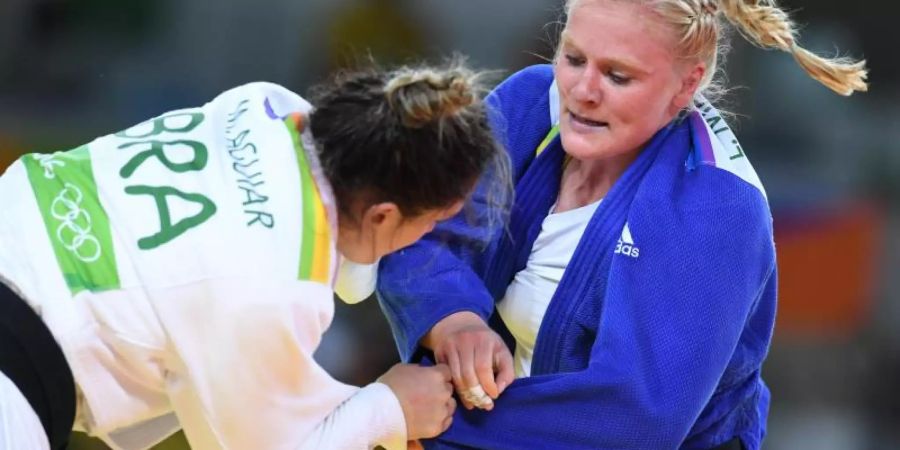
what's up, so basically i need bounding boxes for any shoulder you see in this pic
[486,65,558,166]
[208,82,313,118]
[686,104,766,200]
[682,166,772,241]
[493,64,555,98]
[650,101,771,232]
[626,155,774,299]
[682,106,770,226]
[636,114,774,261]
[674,158,775,272]
[488,65,554,123]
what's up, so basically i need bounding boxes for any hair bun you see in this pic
[384,63,481,128]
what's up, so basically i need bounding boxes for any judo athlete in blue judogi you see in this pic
[375,0,868,448]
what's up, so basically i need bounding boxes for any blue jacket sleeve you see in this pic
[376,65,555,361]
[377,231,496,362]
[427,177,777,449]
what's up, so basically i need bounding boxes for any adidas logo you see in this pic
[614,223,640,258]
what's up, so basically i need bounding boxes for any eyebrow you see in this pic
[560,32,651,76]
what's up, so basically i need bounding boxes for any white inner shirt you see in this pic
[496,199,601,378]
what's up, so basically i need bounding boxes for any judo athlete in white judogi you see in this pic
[0,62,503,450]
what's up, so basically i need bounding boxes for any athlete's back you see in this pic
[0,82,348,447]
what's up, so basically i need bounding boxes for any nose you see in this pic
[570,67,603,105]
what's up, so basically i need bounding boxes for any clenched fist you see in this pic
[379,363,456,440]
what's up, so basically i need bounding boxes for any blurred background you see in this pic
[0,0,896,448]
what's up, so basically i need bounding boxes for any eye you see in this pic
[564,54,586,67]
[607,71,631,85]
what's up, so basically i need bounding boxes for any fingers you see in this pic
[459,384,494,411]
[458,343,482,403]
[463,338,505,411]
[434,363,452,383]
[493,344,515,395]
[385,363,459,440]
[433,396,455,435]
[476,343,499,399]
[441,342,477,410]
[442,345,467,403]
[422,364,453,401]
[436,365,453,398]
[433,345,447,365]
[432,324,514,412]
[434,383,455,436]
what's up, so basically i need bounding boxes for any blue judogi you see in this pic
[378,65,777,450]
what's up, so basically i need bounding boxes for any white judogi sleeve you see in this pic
[151,277,407,450]
[334,258,379,304]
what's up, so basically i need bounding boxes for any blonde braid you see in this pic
[717,0,868,95]
[665,0,719,53]
[654,0,722,90]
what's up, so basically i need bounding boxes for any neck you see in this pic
[336,219,377,265]
[555,152,638,213]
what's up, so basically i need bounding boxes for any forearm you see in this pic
[300,383,407,450]
[428,369,697,450]
[425,266,773,449]
[378,243,494,361]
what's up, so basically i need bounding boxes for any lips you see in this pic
[569,109,608,128]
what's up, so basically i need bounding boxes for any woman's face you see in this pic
[337,199,465,264]
[555,0,703,162]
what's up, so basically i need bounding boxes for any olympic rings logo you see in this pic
[50,183,102,263]
[34,154,66,179]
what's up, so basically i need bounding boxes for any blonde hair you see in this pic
[564,0,868,97]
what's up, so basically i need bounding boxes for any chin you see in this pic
[344,253,378,265]
[336,244,377,265]
[560,129,609,160]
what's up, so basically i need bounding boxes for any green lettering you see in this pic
[246,211,274,228]
[729,141,746,160]
[706,115,729,135]
[227,101,249,124]
[232,160,262,180]
[227,130,251,151]
[228,142,257,162]
[116,112,205,139]
[125,185,217,249]
[240,186,269,206]
[119,140,208,178]
[238,178,264,188]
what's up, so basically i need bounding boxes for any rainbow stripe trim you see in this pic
[690,111,717,166]
[535,124,560,157]
[284,114,332,283]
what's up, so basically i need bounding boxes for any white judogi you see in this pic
[0,83,405,450]
[0,371,50,450]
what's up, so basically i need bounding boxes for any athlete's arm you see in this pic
[151,277,410,449]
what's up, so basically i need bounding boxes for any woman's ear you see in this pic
[361,202,402,230]
[338,201,403,265]
[670,62,706,114]
[357,202,403,263]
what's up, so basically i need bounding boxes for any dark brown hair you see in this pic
[309,60,507,221]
